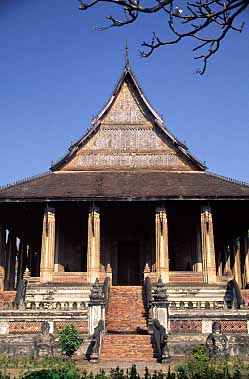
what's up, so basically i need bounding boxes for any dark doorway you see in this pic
[117,242,140,285]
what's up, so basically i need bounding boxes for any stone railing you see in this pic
[86,319,105,362]
[168,300,225,310]
[25,300,87,311]
[1,300,88,311]
[144,276,170,363]
[152,319,170,363]
[87,277,110,362]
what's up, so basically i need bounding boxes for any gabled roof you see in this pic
[51,62,206,172]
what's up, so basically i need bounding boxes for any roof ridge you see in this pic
[0,171,51,190]
[206,171,249,188]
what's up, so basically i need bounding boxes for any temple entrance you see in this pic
[117,241,140,285]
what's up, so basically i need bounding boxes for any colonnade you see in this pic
[216,233,249,289]
[155,205,216,284]
[0,227,36,291]
[38,204,220,286]
[1,204,249,289]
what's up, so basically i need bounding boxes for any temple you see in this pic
[0,57,248,360]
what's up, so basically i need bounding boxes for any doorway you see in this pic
[117,241,140,285]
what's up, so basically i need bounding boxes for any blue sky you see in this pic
[0,1,248,186]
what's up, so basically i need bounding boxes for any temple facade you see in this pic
[0,59,249,360]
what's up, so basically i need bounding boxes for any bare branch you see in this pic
[78,0,249,74]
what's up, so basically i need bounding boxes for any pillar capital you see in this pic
[155,205,167,214]
[45,207,55,218]
[235,237,240,249]
[88,205,100,214]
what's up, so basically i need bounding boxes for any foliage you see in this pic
[78,0,248,74]
[175,345,246,379]
[0,374,10,379]
[58,324,81,357]
[191,344,209,363]
[0,354,77,372]
[0,355,247,379]
[21,369,80,379]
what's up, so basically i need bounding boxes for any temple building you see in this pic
[0,56,248,360]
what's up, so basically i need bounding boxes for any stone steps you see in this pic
[101,335,155,361]
[107,286,147,332]
[102,286,155,361]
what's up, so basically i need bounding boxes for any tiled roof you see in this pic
[0,171,249,201]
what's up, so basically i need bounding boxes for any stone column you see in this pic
[40,207,56,283]
[244,231,249,287]
[216,250,223,277]
[155,206,169,283]
[6,233,17,290]
[224,245,231,275]
[232,238,242,288]
[87,206,100,284]
[0,227,6,291]
[54,216,64,273]
[16,240,25,288]
[111,241,118,285]
[200,205,216,284]
[194,223,203,273]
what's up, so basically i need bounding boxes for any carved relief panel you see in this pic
[61,79,193,171]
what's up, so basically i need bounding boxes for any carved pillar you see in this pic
[155,206,169,283]
[232,238,242,288]
[87,206,100,283]
[54,216,64,272]
[224,245,231,275]
[40,207,56,283]
[195,223,203,272]
[16,240,25,288]
[243,231,249,288]
[216,250,223,277]
[200,205,216,284]
[111,241,118,285]
[6,233,17,290]
[0,227,6,291]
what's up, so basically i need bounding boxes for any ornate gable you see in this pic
[53,65,205,172]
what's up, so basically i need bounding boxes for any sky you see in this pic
[0,1,248,186]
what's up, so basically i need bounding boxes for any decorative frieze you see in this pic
[74,152,184,170]
[61,81,193,171]
[85,127,169,150]
[170,320,202,333]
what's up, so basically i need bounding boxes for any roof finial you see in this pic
[125,40,129,67]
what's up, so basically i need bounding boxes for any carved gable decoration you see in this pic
[57,69,203,172]
[102,80,152,125]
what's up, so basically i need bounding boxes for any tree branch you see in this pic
[79,0,249,74]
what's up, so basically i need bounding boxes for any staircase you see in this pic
[101,286,156,362]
